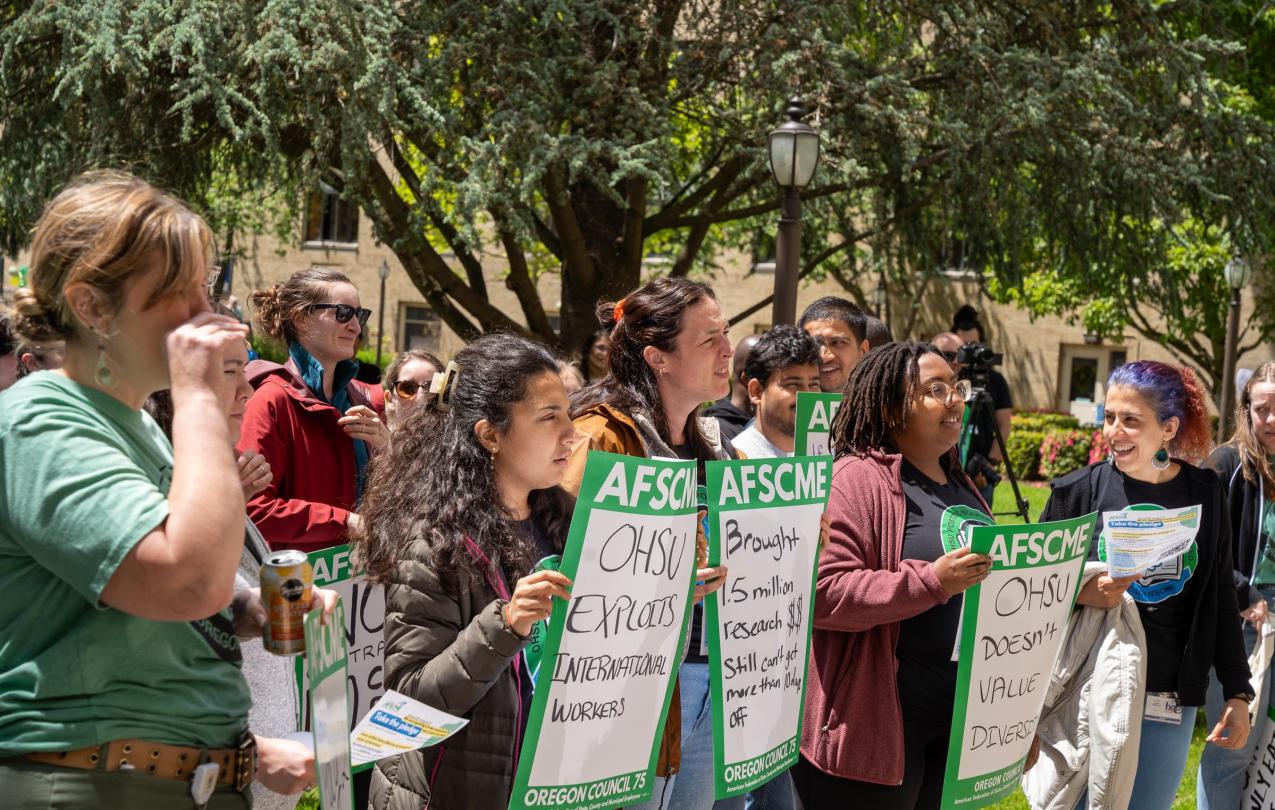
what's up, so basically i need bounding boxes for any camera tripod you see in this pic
[962,383,1032,523]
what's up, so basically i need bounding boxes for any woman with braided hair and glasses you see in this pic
[355,333,576,810]
[236,267,389,552]
[795,341,994,810]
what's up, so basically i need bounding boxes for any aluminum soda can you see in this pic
[260,550,313,656]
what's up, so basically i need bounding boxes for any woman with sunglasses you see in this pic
[795,341,994,810]
[382,348,443,431]
[238,267,389,552]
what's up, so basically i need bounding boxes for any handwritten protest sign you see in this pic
[1245,703,1275,808]
[349,689,467,767]
[941,513,1096,810]
[510,452,699,810]
[1101,505,1201,578]
[305,601,353,810]
[705,456,832,799]
[793,392,841,456]
[294,545,386,774]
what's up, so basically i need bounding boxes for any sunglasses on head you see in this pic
[940,350,959,362]
[309,303,372,327]
[392,379,431,399]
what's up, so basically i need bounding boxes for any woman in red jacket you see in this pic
[795,341,993,810]
[237,267,388,551]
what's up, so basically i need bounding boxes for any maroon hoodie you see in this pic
[801,450,983,786]
[236,358,384,551]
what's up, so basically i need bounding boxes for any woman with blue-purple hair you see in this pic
[1039,360,1251,810]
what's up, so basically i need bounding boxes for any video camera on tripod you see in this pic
[954,342,1029,521]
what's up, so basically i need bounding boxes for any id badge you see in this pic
[1145,692,1183,724]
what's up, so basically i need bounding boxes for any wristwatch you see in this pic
[1230,691,1257,703]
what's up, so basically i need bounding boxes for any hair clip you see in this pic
[428,361,462,408]
[612,298,626,324]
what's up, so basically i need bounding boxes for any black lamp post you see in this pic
[375,258,391,368]
[767,96,820,326]
[1217,256,1253,442]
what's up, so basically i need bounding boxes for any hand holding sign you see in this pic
[934,547,993,595]
[506,570,573,637]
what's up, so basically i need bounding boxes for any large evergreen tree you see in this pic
[2,1,1272,389]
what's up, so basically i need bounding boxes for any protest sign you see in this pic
[1245,703,1275,809]
[941,513,1097,810]
[305,601,354,810]
[294,544,386,775]
[793,392,842,456]
[1101,505,1202,578]
[510,451,699,810]
[705,455,833,799]
[349,689,467,767]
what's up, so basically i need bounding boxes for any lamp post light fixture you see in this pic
[375,258,391,369]
[1217,256,1253,443]
[768,96,820,326]
[872,285,887,320]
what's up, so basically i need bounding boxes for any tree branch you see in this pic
[497,221,557,342]
[727,232,872,326]
[543,162,596,289]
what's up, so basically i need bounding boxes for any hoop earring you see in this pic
[1152,443,1170,471]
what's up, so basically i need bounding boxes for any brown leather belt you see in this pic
[24,731,256,791]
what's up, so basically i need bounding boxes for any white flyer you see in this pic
[349,689,468,766]
[1102,505,1202,578]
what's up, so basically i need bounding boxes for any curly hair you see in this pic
[1107,360,1212,463]
[830,341,944,457]
[744,325,820,387]
[356,333,573,586]
[571,277,719,460]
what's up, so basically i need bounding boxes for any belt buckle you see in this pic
[235,731,257,792]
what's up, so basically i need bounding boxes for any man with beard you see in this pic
[799,297,870,395]
[733,325,822,459]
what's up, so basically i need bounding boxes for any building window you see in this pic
[400,304,441,352]
[304,182,359,246]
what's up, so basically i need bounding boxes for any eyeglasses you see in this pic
[309,303,372,327]
[921,379,972,406]
[392,379,429,400]
[939,351,959,363]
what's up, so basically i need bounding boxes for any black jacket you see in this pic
[1040,460,1252,706]
[1207,444,1267,611]
[703,397,751,443]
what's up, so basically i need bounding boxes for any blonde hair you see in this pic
[250,266,353,344]
[1229,361,1275,497]
[12,171,212,343]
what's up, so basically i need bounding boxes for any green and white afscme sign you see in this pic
[940,513,1097,809]
[793,392,841,456]
[305,600,354,810]
[705,456,832,799]
[509,452,699,810]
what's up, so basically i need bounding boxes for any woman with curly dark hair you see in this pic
[356,333,576,810]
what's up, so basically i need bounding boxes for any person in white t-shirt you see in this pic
[733,325,822,460]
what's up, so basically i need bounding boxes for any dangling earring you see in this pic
[1152,442,1170,471]
[93,331,113,388]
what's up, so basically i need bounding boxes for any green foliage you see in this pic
[249,335,288,365]
[1011,412,1081,433]
[1039,430,1094,480]
[2,0,1274,358]
[1005,429,1046,481]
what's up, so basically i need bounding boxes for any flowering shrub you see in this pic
[1039,430,1094,480]
[1005,430,1045,480]
[1088,430,1110,465]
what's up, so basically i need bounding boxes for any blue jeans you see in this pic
[628,662,745,810]
[1128,703,1199,810]
[1198,588,1274,810]
[744,771,795,810]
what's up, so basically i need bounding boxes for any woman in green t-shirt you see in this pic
[0,172,286,809]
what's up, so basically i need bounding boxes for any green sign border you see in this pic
[305,600,354,810]
[704,456,832,799]
[939,513,1096,810]
[793,392,842,457]
[508,451,699,810]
